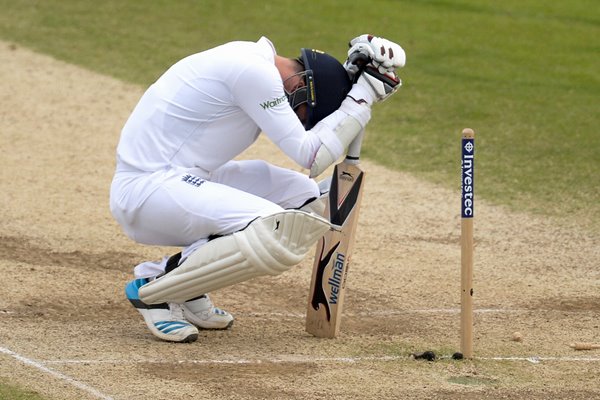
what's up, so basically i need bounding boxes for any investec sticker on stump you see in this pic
[461,138,474,218]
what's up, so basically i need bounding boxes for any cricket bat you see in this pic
[306,133,366,338]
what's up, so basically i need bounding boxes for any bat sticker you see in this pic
[310,241,340,321]
[329,168,364,226]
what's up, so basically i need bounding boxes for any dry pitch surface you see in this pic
[1,41,599,400]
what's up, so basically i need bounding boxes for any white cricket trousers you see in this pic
[110,160,319,277]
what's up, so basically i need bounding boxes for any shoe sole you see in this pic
[180,334,199,343]
[196,319,234,331]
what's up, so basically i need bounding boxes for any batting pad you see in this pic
[300,177,332,217]
[139,210,331,304]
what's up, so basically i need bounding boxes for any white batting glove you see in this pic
[348,66,402,104]
[346,34,406,75]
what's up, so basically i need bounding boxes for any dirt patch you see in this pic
[1,41,600,400]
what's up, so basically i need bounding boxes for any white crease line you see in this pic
[237,308,598,318]
[482,356,600,363]
[2,309,593,320]
[237,308,525,318]
[43,355,404,365]
[0,346,114,400]
[43,354,600,366]
[361,308,523,315]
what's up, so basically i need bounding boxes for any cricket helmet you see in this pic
[286,48,352,130]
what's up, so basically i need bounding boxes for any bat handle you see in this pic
[345,129,364,165]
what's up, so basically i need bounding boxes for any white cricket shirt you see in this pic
[116,37,321,175]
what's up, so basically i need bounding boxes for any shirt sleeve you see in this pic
[231,62,322,169]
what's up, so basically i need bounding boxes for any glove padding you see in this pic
[352,66,402,103]
[346,34,406,76]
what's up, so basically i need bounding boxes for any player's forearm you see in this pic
[308,95,371,178]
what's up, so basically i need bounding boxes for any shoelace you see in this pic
[167,302,186,321]
[184,297,221,320]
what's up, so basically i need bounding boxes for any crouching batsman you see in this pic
[109,34,406,342]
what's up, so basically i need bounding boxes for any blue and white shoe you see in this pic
[125,279,199,343]
[182,295,234,330]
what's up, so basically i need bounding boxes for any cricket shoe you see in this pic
[182,294,234,330]
[125,278,199,343]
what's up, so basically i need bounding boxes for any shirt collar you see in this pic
[257,36,276,63]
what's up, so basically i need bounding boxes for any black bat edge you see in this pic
[329,166,364,226]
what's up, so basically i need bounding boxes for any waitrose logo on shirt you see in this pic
[260,94,287,110]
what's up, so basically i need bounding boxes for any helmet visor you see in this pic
[284,69,315,116]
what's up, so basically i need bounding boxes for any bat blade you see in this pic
[305,161,365,338]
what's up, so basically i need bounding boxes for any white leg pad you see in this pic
[139,210,331,304]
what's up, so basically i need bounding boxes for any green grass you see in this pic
[0,379,46,400]
[1,0,598,229]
